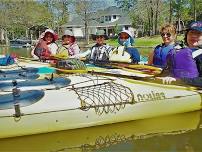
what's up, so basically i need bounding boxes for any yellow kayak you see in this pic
[0,74,202,139]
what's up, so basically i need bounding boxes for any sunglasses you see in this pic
[161,33,171,37]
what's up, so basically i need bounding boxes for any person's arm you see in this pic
[127,47,140,63]
[31,40,40,59]
[148,51,154,65]
[73,43,80,55]
[69,49,91,60]
[49,43,58,55]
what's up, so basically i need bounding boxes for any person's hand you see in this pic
[157,76,176,84]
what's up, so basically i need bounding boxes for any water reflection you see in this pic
[0,110,201,152]
[0,46,32,58]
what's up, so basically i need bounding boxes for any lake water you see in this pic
[0,46,202,151]
[0,46,151,58]
[0,46,32,58]
[0,110,201,151]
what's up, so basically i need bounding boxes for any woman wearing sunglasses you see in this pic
[148,24,177,67]
[160,21,202,87]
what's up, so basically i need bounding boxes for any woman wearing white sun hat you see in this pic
[57,30,80,59]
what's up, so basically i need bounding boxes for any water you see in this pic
[0,46,151,58]
[0,46,32,58]
[0,110,201,151]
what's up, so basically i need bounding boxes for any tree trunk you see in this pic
[193,0,196,21]
[169,0,172,23]
[5,30,9,45]
[155,0,159,35]
[150,0,154,35]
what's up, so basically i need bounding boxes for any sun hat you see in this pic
[43,29,58,42]
[63,30,74,37]
[118,30,134,38]
[118,30,134,44]
[92,30,108,40]
[187,21,202,32]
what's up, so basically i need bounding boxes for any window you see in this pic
[105,16,108,21]
[113,15,116,19]
[109,16,111,21]
[100,16,104,23]
[105,16,111,22]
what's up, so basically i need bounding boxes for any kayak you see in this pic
[0,73,39,81]
[0,74,202,138]
[0,110,201,151]
[0,77,71,91]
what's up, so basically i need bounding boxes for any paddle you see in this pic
[92,61,162,76]
[17,57,202,90]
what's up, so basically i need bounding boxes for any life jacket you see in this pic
[0,55,15,66]
[90,44,112,63]
[109,46,140,63]
[167,47,199,79]
[153,44,174,68]
[34,39,51,60]
[56,45,69,59]
[192,48,202,76]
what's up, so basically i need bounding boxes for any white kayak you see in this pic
[0,110,201,151]
[0,74,202,139]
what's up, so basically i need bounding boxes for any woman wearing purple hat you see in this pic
[159,21,202,87]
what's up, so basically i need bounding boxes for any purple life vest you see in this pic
[167,47,199,78]
[153,44,174,67]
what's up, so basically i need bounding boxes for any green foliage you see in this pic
[0,0,72,40]
[115,0,137,11]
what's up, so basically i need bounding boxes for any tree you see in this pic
[41,0,71,32]
[115,0,137,12]
[130,0,165,36]
[74,0,107,44]
[0,0,54,42]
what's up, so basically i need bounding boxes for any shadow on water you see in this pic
[0,110,202,152]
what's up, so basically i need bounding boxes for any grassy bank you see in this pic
[106,35,184,56]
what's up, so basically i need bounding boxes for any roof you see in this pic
[61,6,131,28]
[98,16,132,27]
[61,17,99,28]
[96,6,124,16]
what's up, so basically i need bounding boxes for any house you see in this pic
[60,6,135,38]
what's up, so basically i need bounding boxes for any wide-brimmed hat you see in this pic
[63,30,74,37]
[92,30,108,40]
[187,21,202,32]
[43,29,58,42]
[118,30,134,44]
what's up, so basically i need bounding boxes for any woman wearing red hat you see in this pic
[31,29,58,60]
